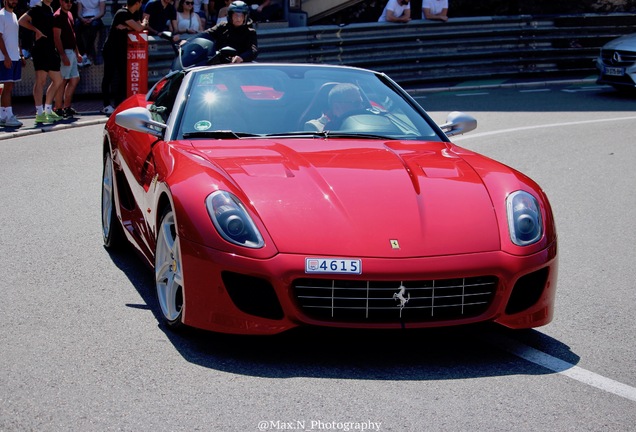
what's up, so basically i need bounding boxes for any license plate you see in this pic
[305,258,362,274]
[604,66,625,76]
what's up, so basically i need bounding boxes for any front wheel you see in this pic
[155,208,185,329]
[101,151,125,249]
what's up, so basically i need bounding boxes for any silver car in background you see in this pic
[596,33,636,92]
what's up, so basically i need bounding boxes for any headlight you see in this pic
[506,191,543,246]
[206,191,264,248]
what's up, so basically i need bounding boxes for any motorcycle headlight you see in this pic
[206,191,264,248]
[506,191,543,246]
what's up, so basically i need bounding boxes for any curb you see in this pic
[0,114,108,141]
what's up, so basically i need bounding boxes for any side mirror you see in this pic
[439,111,477,137]
[115,107,167,138]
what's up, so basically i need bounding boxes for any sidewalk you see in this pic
[0,95,108,141]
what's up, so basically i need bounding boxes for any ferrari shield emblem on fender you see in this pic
[390,239,400,249]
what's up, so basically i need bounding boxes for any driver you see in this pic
[305,83,365,132]
[199,0,257,63]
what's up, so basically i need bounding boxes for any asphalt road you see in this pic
[1,81,634,431]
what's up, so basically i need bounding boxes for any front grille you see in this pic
[293,276,497,323]
[601,49,636,67]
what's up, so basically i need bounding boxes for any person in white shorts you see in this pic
[53,0,82,117]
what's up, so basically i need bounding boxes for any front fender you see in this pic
[152,142,279,260]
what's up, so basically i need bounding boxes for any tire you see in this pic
[155,208,185,329]
[101,151,125,249]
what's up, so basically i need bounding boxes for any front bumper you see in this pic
[596,56,636,88]
[178,237,558,334]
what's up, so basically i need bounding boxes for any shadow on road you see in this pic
[106,244,580,381]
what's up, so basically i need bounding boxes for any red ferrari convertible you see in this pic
[101,63,557,334]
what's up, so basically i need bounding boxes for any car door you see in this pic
[117,72,186,257]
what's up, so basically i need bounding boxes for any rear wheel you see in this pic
[155,208,185,329]
[101,152,125,248]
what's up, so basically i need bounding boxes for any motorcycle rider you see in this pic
[199,1,257,63]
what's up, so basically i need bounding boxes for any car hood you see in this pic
[603,32,636,51]
[192,139,500,257]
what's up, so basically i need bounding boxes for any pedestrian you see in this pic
[246,0,281,23]
[142,0,176,36]
[53,0,82,117]
[0,0,25,127]
[190,0,207,25]
[76,0,106,66]
[101,0,148,114]
[422,0,448,22]
[215,0,230,24]
[378,0,411,23]
[171,0,203,40]
[18,0,64,123]
[15,0,31,58]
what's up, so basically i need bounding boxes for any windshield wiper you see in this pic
[264,131,393,140]
[264,131,329,138]
[182,130,260,139]
[321,132,394,140]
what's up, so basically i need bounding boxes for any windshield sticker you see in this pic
[194,120,212,131]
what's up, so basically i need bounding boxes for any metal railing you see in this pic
[150,13,636,87]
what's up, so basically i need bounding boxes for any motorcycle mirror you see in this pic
[219,46,238,57]
[158,31,173,41]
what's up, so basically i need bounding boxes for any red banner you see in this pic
[127,32,148,97]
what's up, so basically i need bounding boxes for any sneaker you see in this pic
[54,108,65,118]
[3,115,23,127]
[35,113,52,123]
[64,107,79,118]
[101,105,115,115]
[45,110,63,122]
[79,57,92,68]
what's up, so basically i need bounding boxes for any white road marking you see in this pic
[562,87,607,93]
[454,116,636,141]
[456,92,490,97]
[519,88,551,93]
[489,333,636,402]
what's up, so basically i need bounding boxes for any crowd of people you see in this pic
[0,0,449,128]
[0,0,266,127]
[378,0,448,23]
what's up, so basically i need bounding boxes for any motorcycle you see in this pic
[159,32,238,71]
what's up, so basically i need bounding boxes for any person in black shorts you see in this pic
[18,0,64,123]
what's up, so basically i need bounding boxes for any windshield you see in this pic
[176,65,443,141]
